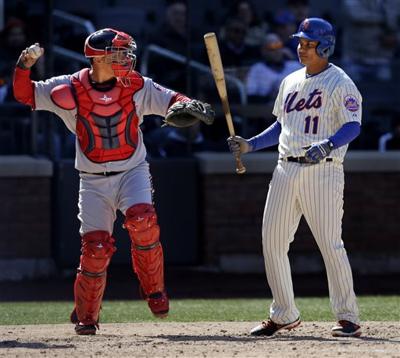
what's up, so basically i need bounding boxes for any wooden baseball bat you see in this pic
[204,32,246,174]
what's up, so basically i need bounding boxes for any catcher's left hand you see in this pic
[163,99,215,128]
[304,139,334,163]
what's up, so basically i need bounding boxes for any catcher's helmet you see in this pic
[84,28,137,82]
[291,18,335,58]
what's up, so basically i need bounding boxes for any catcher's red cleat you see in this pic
[147,291,169,318]
[250,317,301,336]
[331,320,361,337]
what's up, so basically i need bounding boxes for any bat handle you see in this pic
[234,154,246,174]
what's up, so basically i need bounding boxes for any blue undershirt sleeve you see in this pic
[248,121,281,152]
[329,121,361,149]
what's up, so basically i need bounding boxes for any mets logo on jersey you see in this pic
[344,95,359,112]
[284,89,322,113]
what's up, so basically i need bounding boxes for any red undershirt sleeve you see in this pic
[13,66,35,108]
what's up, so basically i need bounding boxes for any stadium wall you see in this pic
[1,152,399,280]
[196,152,400,274]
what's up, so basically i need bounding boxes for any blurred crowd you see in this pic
[1,0,400,159]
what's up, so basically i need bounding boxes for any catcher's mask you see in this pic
[84,28,137,86]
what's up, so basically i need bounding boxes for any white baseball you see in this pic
[27,44,42,59]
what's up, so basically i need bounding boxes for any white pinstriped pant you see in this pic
[262,160,359,324]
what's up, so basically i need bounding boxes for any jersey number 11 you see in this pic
[304,115,319,134]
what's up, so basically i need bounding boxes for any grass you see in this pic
[0,296,398,325]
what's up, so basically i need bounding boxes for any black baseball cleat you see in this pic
[250,317,301,336]
[70,308,98,335]
[331,320,361,337]
[74,323,97,335]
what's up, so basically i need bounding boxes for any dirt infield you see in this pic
[0,321,399,357]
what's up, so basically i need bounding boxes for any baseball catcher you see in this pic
[13,28,214,335]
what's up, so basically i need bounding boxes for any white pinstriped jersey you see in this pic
[33,71,177,172]
[273,64,362,161]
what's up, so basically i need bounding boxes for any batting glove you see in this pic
[227,136,252,155]
[304,139,334,163]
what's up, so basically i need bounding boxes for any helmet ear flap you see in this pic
[316,38,335,58]
[316,44,329,58]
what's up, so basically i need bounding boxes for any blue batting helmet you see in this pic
[291,17,335,58]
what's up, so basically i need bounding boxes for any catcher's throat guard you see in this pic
[84,28,137,86]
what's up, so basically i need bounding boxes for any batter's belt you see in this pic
[281,157,333,164]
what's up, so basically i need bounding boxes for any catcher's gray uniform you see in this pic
[33,71,177,234]
[13,28,214,330]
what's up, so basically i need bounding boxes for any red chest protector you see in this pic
[71,68,144,163]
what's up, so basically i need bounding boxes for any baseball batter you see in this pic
[228,18,362,337]
[13,29,214,335]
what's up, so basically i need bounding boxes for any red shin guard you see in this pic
[73,231,116,325]
[124,203,165,296]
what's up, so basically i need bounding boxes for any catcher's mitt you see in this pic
[163,100,214,128]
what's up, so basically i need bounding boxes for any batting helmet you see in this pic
[84,28,137,81]
[291,18,335,58]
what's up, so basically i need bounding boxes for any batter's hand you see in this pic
[227,136,252,155]
[304,139,333,163]
[17,43,44,70]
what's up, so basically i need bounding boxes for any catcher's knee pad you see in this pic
[73,230,116,325]
[124,203,165,296]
